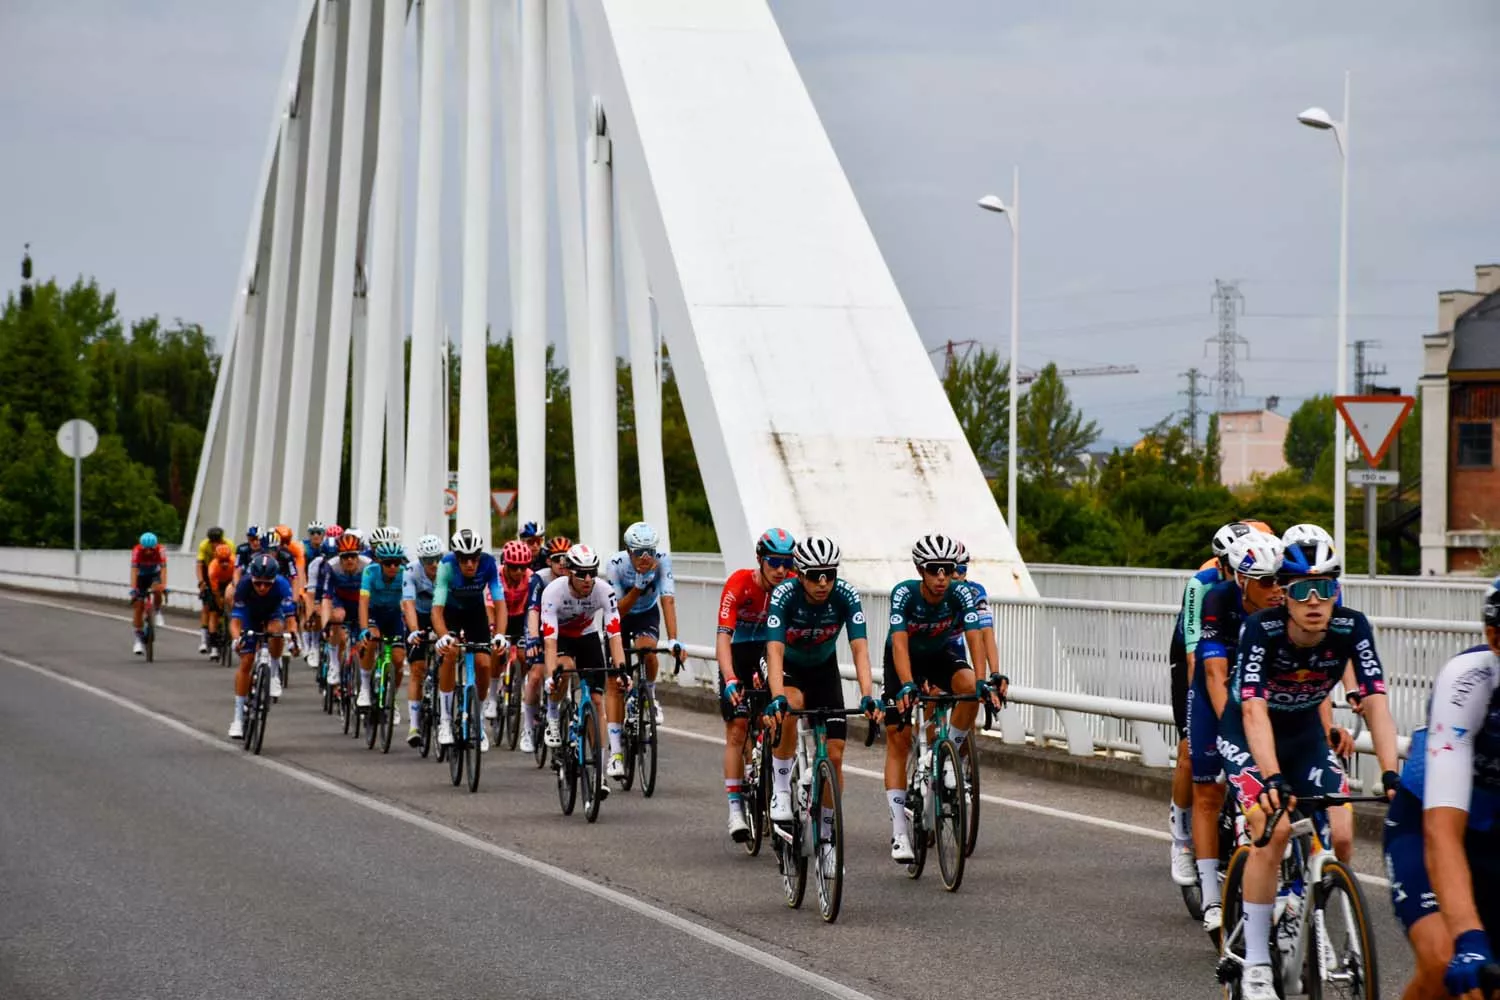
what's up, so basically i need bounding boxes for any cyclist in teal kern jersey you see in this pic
[763,536,879,827]
[883,533,995,862]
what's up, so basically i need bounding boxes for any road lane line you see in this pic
[0,590,1392,891]
[0,651,880,1000]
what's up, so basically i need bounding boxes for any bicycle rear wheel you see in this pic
[811,757,845,923]
[934,739,968,891]
[581,700,603,822]
[959,734,981,857]
[250,662,270,755]
[1216,845,1257,992]
[620,695,638,791]
[1305,859,1379,1000]
[464,685,482,793]
[905,751,927,880]
[145,621,155,663]
[557,702,578,815]
[505,657,523,751]
[777,758,807,909]
[639,697,659,798]
[743,727,768,857]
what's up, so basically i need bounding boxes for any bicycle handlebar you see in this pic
[626,643,686,675]
[1251,794,1391,848]
[776,706,881,748]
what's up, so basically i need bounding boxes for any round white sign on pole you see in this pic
[56,418,99,459]
[442,488,458,517]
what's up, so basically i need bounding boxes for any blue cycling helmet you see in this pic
[519,521,543,540]
[139,532,158,548]
[245,524,260,540]
[1279,538,1341,579]
[248,552,279,580]
[755,528,796,558]
[321,538,339,558]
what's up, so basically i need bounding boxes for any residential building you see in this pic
[1217,408,1290,486]
[1419,263,1500,575]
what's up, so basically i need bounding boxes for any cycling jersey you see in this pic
[954,579,994,629]
[231,575,293,628]
[1401,646,1500,831]
[1187,579,1251,782]
[765,578,867,669]
[131,544,167,577]
[1229,606,1387,722]
[406,560,436,618]
[306,555,327,595]
[500,567,531,619]
[207,560,234,594]
[1179,566,1224,655]
[886,578,981,655]
[285,539,307,582]
[539,576,621,640]
[360,562,413,612]
[196,538,215,574]
[318,556,369,606]
[432,553,503,610]
[718,568,777,644]
[526,567,555,613]
[234,541,265,569]
[604,550,676,614]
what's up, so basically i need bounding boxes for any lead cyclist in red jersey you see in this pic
[715,528,797,841]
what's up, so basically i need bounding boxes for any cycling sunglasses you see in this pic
[456,553,481,563]
[420,556,441,566]
[920,561,957,577]
[572,569,598,580]
[379,559,404,568]
[763,555,795,570]
[628,548,655,559]
[1285,577,1338,602]
[802,568,836,584]
[953,563,969,577]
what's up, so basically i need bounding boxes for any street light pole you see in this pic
[978,168,1021,545]
[1298,72,1352,560]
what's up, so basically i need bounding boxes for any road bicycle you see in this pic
[1217,793,1387,999]
[492,640,526,751]
[237,631,276,756]
[444,637,494,793]
[739,684,773,857]
[364,633,404,754]
[769,706,878,924]
[618,643,684,796]
[892,690,983,892]
[550,662,629,823]
[133,586,160,662]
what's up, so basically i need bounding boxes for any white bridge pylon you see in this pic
[183,0,1035,596]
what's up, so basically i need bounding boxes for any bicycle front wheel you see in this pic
[380,666,396,754]
[638,697,659,798]
[905,750,927,880]
[743,727,769,857]
[145,622,155,663]
[365,665,381,750]
[505,657,524,751]
[934,738,967,891]
[250,662,270,755]
[557,701,577,815]
[1306,859,1379,1000]
[581,700,603,822]
[959,734,981,857]
[464,685,482,793]
[812,757,845,923]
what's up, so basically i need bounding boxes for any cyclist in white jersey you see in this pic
[540,545,628,784]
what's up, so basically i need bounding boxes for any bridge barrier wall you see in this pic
[3,548,1477,791]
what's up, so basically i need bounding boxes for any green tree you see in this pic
[941,347,1010,477]
[1016,363,1100,492]
[1203,413,1222,485]
[1283,395,1335,483]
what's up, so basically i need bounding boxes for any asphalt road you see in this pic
[0,590,1416,999]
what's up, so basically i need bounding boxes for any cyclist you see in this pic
[605,522,682,729]
[403,533,444,746]
[763,535,881,871]
[233,524,266,584]
[431,528,505,750]
[522,536,572,754]
[950,542,999,683]
[715,527,797,841]
[318,533,371,694]
[227,552,292,739]
[519,520,549,572]
[1384,584,1500,1000]
[206,543,236,659]
[881,533,995,863]
[1167,520,1253,887]
[304,537,338,668]
[1217,533,1402,1000]
[130,531,168,655]
[487,540,533,724]
[539,544,626,795]
[1189,529,1285,936]
[304,520,328,566]
[354,527,413,715]
[195,526,226,653]
[274,525,307,656]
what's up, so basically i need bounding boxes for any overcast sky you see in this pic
[1,0,1496,444]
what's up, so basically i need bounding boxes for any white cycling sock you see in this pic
[1198,859,1221,907]
[234,695,247,720]
[608,723,623,756]
[952,729,967,751]
[773,755,794,796]
[1243,902,1273,966]
[1170,802,1193,845]
[359,668,372,690]
[489,677,500,700]
[886,789,909,838]
[440,690,454,722]
[522,702,538,730]
[408,700,422,726]
[546,701,560,721]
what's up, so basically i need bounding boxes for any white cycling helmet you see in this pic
[1212,521,1251,558]
[307,519,326,534]
[793,535,840,572]
[565,543,600,571]
[450,528,484,555]
[1226,531,1285,579]
[368,526,397,547]
[415,534,444,559]
[911,533,964,566]
[1281,523,1334,549]
[623,521,659,552]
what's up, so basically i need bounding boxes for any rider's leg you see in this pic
[948,666,979,749]
[438,646,457,725]
[605,671,626,766]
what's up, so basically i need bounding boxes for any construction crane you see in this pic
[926,340,1139,384]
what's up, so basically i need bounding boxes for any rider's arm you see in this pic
[662,594,678,645]
[1421,651,1492,939]
[1426,808,1485,941]
[487,563,505,633]
[606,630,626,669]
[431,562,450,637]
[888,584,914,686]
[1234,620,1282,778]
[766,641,786,699]
[849,637,874,699]
[1346,615,1399,774]
[764,585,790,699]
[158,551,167,589]
[1205,657,1230,717]
[715,573,745,683]
[842,587,872,697]
[1241,698,1282,779]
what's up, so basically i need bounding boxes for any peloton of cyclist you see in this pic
[130,531,168,656]
[1385,582,1500,1000]
[716,527,797,842]
[1217,531,1402,1000]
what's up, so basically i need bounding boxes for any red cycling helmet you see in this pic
[501,540,532,567]
[325,524,344,539]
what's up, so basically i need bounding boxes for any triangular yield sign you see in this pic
[1334,395,1414,466]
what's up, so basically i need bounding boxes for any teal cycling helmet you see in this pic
[373,540,406,561]
[755,528,796,558]
[139,532,158,548]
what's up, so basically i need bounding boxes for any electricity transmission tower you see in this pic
[1352,339,1387,394]
[1180,367,1208,450]
[1206,279,1247,412]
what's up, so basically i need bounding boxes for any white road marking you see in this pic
[0,589,1392,891]
[0,649,879,1000]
